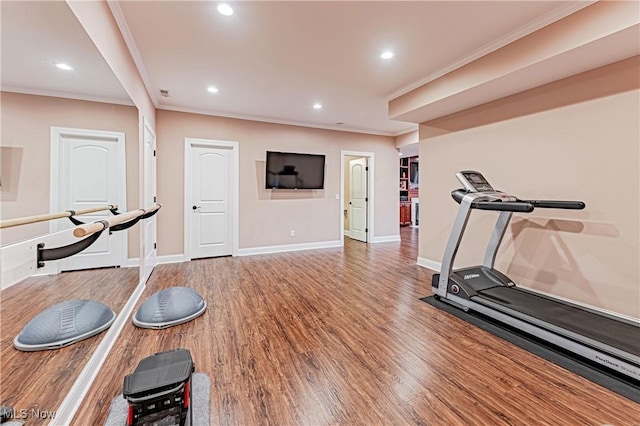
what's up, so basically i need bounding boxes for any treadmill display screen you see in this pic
[460,171,494,192]
[469,174,486,184]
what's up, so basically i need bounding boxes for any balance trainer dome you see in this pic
[14,300,116,351]
[133,287,206,329]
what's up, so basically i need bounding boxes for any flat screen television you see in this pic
[265,151,325,189]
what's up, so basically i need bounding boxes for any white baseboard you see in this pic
[126,257,139,267]
[238,240,342,256]
[372,235,401,243]
[157,254,189,265]
[417,257,441,272]
[343,230,352,238]
[153,242,345,263]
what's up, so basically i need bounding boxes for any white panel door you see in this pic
[142,121,157,281]
[349,158,368,242]
[190,146,233,259]
[55,130,126,271]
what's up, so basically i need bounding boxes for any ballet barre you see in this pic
[73,204,161,238]
[0,205,119,230]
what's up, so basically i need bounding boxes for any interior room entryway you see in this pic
[184,138,238,260]
[341,151,374,244]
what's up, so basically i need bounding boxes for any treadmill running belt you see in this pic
[477,287,640,356]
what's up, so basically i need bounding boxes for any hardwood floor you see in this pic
[0,267,138,422]
[74,227,640,425]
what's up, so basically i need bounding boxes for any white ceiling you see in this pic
[116,1,592,136]
[2,1,595,136]
[0,1,131,105]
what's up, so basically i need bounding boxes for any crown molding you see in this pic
[158,103,415,137]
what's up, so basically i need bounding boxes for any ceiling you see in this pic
[0,1,131,105]
[2,1,595,136]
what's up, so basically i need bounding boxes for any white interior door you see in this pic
[349,157,368,242]
[142,120,157,281]
[189,145,234,259]
[52,127,126,272]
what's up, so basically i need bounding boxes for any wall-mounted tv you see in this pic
[265,151,325,189]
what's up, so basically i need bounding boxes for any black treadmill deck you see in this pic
[475,287,640,357]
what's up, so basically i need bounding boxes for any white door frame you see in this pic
[340,150,374,245]
[49,126,128,273]
[141,117,157,282]
[184,138,239,259]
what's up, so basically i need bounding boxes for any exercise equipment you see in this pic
[73,203,161,238]
[9,204,164,353]
[0,204,118,229]
[36,203,161,268]
[133,287,206,329]
[13,300,115,351]
[123,349,194,426]
[432,170,639,382]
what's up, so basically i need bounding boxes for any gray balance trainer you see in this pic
[133,287,206,329]
[14,300,116,351]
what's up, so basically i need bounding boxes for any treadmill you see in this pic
[432,170,640,382]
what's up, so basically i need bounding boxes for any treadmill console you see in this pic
[456,171,494,193]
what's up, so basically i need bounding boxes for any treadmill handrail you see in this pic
[523,200,586,210]
[451,189,583,212]
[473,201,534,213]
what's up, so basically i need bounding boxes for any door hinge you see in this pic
[365,228,368,233]
[365,166,369,171]
[153,150,156,157]
[154,242,157,249]
[365,197,368,202]
[154,196,157,202]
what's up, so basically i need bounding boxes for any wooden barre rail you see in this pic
[0,205,119,230]
[73,204,161,238]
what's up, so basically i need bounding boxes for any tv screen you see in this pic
[265,151,325,189]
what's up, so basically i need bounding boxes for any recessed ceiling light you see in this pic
[217,4,234,16]
[207,86,219,93]
[55,63,73,71]
[398,152,403,156]
[313,103,322,110]
[380,51,394,60]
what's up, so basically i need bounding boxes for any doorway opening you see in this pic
[340,151,374,245]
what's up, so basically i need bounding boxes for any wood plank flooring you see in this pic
[0,267,138,422]
[74,227,640,425]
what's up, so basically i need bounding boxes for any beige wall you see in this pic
[0,92,139,257]
[419,58,640,319]
[156,110,398,255]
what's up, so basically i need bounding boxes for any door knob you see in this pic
[192,205,200,210]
